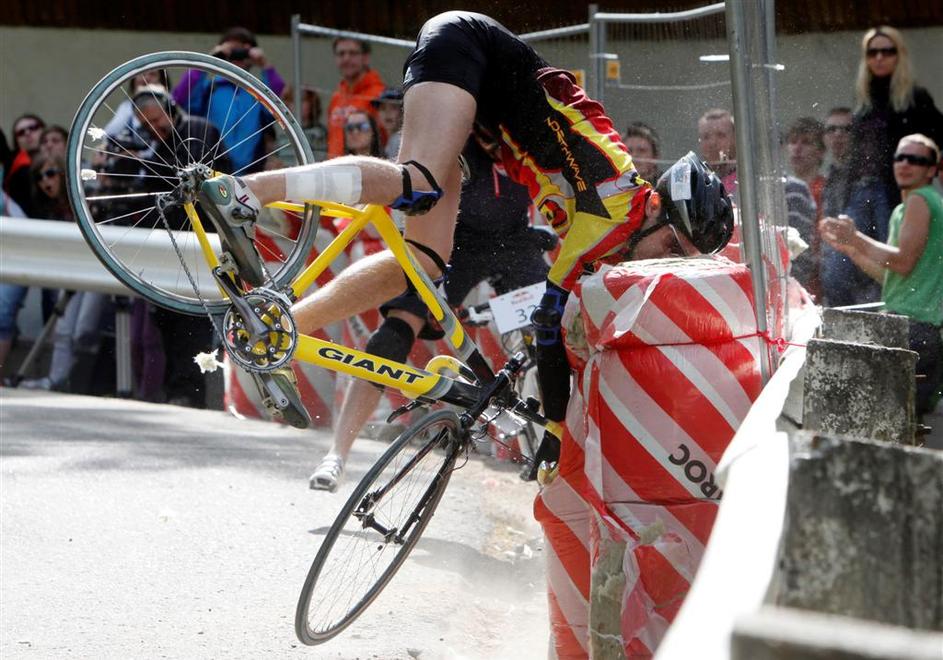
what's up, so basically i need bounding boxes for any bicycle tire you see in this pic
[295,410,463,645]
[67,51,317,315]
[515,356,542,461]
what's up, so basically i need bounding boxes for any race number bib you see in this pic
[488,282,546,334]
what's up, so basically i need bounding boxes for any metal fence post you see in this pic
[588,4,605,104]
[291,14,302,126]
[726,0,785,383]
[114,296,132,398]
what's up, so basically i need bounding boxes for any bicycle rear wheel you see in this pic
[67,51,317,315]
[295,410,463,645]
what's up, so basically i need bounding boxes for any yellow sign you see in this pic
[570,69,586,88]
[606,59,621,81]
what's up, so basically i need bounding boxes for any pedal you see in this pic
[262,376,290,410]
[254,371,310,429]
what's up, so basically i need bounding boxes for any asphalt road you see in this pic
[0,389,548,660]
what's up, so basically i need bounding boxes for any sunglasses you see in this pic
[893,153,936,167]
[36,167,62,181]
[866,46,897,58]
[15,123,42,138]
[345,121,372,133]
[825,124,851,134]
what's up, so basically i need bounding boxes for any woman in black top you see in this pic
[844,26,943,242]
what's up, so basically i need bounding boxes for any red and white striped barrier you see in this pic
[537,256,763,658]
[534,379,593,659]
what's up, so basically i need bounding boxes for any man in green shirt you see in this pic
[820,133,942,416]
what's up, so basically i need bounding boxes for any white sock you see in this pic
[283,163,363,205]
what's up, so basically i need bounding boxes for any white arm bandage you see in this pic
[283,163,363,205]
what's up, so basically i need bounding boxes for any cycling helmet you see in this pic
[653,151,734,254]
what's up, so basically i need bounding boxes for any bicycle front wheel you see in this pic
[295,410,463,645]
[67,51,317,315]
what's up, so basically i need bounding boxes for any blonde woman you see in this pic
[847,27,942,219]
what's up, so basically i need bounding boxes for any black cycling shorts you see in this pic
[403,12,491,97]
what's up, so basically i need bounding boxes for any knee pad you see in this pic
[364,316,416,364]
[391,160,442,216]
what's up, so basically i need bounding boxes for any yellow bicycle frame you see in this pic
[184,198,560,437]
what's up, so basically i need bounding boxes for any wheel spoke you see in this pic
[231,134,293,177]
[69,53,314,315]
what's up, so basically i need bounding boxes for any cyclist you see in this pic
[199,12,733,466]
[309,136,552,490]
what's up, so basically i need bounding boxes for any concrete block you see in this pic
[781,361,805,426]
[774,432,943,631]
[731,605,943,660]
[589,537,627,659]
[803,338,916,444]
[821,309,910,348]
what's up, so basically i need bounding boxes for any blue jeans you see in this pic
[820,177,894,307]
[48,292,111,389]
[0,283,60,341]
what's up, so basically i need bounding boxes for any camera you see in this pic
[214,47,251,62]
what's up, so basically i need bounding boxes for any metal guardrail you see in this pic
[0,216,220,298]
[1,216,224,396]
[594,2,725,23]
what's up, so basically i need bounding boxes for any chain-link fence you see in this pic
[289,5,814,380]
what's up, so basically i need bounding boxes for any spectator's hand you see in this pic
[819,214,857,253]
[210,43,230,59]
[249,47,268,68]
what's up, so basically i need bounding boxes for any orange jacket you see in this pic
[326,69,387,158]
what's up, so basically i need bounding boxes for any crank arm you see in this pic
[254,372,289,410]
[212,267,269,341]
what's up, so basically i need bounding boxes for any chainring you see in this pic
[222,288,298,373]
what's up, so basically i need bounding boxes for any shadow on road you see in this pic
[0,390,355,480]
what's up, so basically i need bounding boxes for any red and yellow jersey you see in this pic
[493,69,651,290]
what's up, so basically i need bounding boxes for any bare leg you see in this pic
[244,83,475,208]
[325,309,426,462]
[310,309,426,490]
[287,82,476,335]
[292,163,462,334]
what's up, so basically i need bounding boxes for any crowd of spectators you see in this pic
[1,24,940,417]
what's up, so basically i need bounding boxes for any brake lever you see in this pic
[387,399,428,424]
